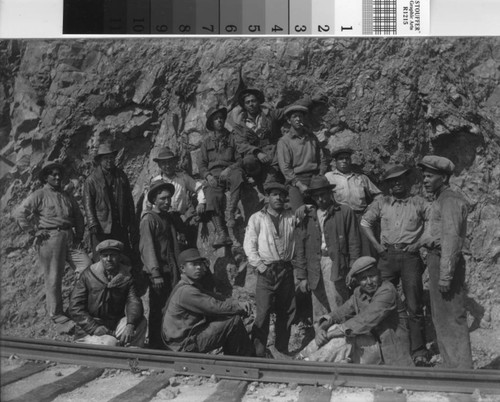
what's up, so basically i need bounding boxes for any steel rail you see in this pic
[1,336,499,394]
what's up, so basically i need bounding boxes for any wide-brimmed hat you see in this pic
[242,155,262,177]
[39,160,64,181]
[417,155,455,175]
[284,104,308,117]
[205,106,228,131]
[238,88,265,107]
[382,165,410,181]
[96,239,124,254]
[178,248,205,266]
[264,182,288,195]
[306,175,336,195]
[94,144,118,160]
[331,147,354,158]
[153,147,178,163]
[147,180,176,204]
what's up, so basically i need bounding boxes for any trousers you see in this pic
[147,272,173,349]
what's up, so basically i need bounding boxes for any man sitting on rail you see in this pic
[161,248,255,356]
[297,256,413,366]
[69,240,147,347]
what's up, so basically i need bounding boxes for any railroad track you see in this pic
[1,336,499,401]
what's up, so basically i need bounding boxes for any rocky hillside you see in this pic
[0,38,499,363]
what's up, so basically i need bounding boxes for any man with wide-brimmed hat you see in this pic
[360,164,429,365]
[298,256,413,366]
[417,155,472,369]
[243,182,297,357]
[276,104,327,211]
[161,248,254,356]
[141,147,206,249]
[83,143,139,263]
[69,239,147,347]
[139,180,182,349]
[294,175,361,332]
[199,105,242,248]
[325,146,381,257]
[16,160,92,324]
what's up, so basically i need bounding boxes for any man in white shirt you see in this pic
[243,182,297,357]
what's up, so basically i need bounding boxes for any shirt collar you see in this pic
[390,195,410,205]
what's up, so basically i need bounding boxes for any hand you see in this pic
[296,181,308,194]
[375,244,387,255]
[239,301,252,317]
[297,279,310,293]
[196,203,206,215]
[207,175,218,188]
[33,230,50,247]
[119,324,135,345]
[315,328,329,347]
[439,280,451,294]
[200,222,210,242]
[219,168,231,181]
[257,152,271,164]
[404,242,420,253]
[294,204,309,222]
[89,225,102,235]
[94,325,110,336]
[152,277,165,290]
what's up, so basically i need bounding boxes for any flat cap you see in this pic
[96,239,124,253]
[417,155,455,175]
[39,160,64,181]
[284,104,308,117]
[331,147,354,158]
[205,106,228,131]
[306,175,336,194]
[264,182,288,195]
[148,180,175,204]
[178,248,205,266]
[347,256,378,279]
[382,165,410,181]
[153,147,178,162]
[238,88,265,107]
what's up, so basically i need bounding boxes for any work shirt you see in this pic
[317,208,328,251]
[361,195,430,246]
[423,186,468,284]
[243,207,296,273]
[325,169,381,213]
[162,274,244,349]
[16,184,84,237]
[142,172,205,216]
[276,127,324,185]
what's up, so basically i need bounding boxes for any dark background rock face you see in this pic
[0,38,499,358]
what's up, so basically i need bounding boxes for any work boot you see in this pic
[212,215,233,248]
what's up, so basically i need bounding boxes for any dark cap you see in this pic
[238,88,265,107]
[284,104,308,117]
[39,160,64,181]
[95,144,118,160]
[306,175,335,194]
[147,180,175,204]
[264,182,288,195]
[178,248,205,266]
[96,239,124,253]
[153,147,178,163]
[417,155,455,175]
[205,106,228,131]
[382,165,410,181]
[331,147,354,158]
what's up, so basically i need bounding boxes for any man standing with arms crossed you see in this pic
[417,155,472,369]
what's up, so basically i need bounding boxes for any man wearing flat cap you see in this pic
[417,155,472,369]
[199,105,242,248]
[325,147,381,257]
[139,180,182,349]
[83,143,139,263]
[361,165,430,365]
[16,160,92,324]
[161,248,254,356]
[243,182,297,357]
[69,239,147,347]
[276,104,327,211]
[294,175,361,333]
[141,147,206,249]
[298,256,413,366]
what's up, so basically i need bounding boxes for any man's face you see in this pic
[311,189,333,210]
[268,189,286,212]
[211,112,226,131]
[335,153,352,173]
[356,267,381,296]
[286,111,306,131]
[182,259,206,281]
[100,250,120,272]
[154,189,173,212]
[243,94,260,115]
[422,170,445,194]
[158,159,177,176]
[99,153,116,171]
[387,175,407,197]
[45,168,62,189]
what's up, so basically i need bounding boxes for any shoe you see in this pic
[413,355,430,367]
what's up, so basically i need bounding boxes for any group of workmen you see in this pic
[15,88,472,369]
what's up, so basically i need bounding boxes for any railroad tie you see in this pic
[204,380,249,402]
[108,370,174,402]
[1,362,49,387]
[297,385,332,402]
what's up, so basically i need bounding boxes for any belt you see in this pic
[39,225,72,231]
[386,243,410,251]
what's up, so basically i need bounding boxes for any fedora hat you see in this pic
[39,160,64,181]
[147,180,176,204]
[382,165,410,181]
[153,147,178,163]
[94,144,118,160]
[205,106,228,131]
[238,88,265,108]
[306,175,336,195]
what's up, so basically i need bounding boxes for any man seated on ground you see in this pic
[161,248,255,356]
[297,256,413,366]
[69,240,147,347]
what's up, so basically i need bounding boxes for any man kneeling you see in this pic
[299,256,413,366]
[69,240,147,347]
[161,248,255,356]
